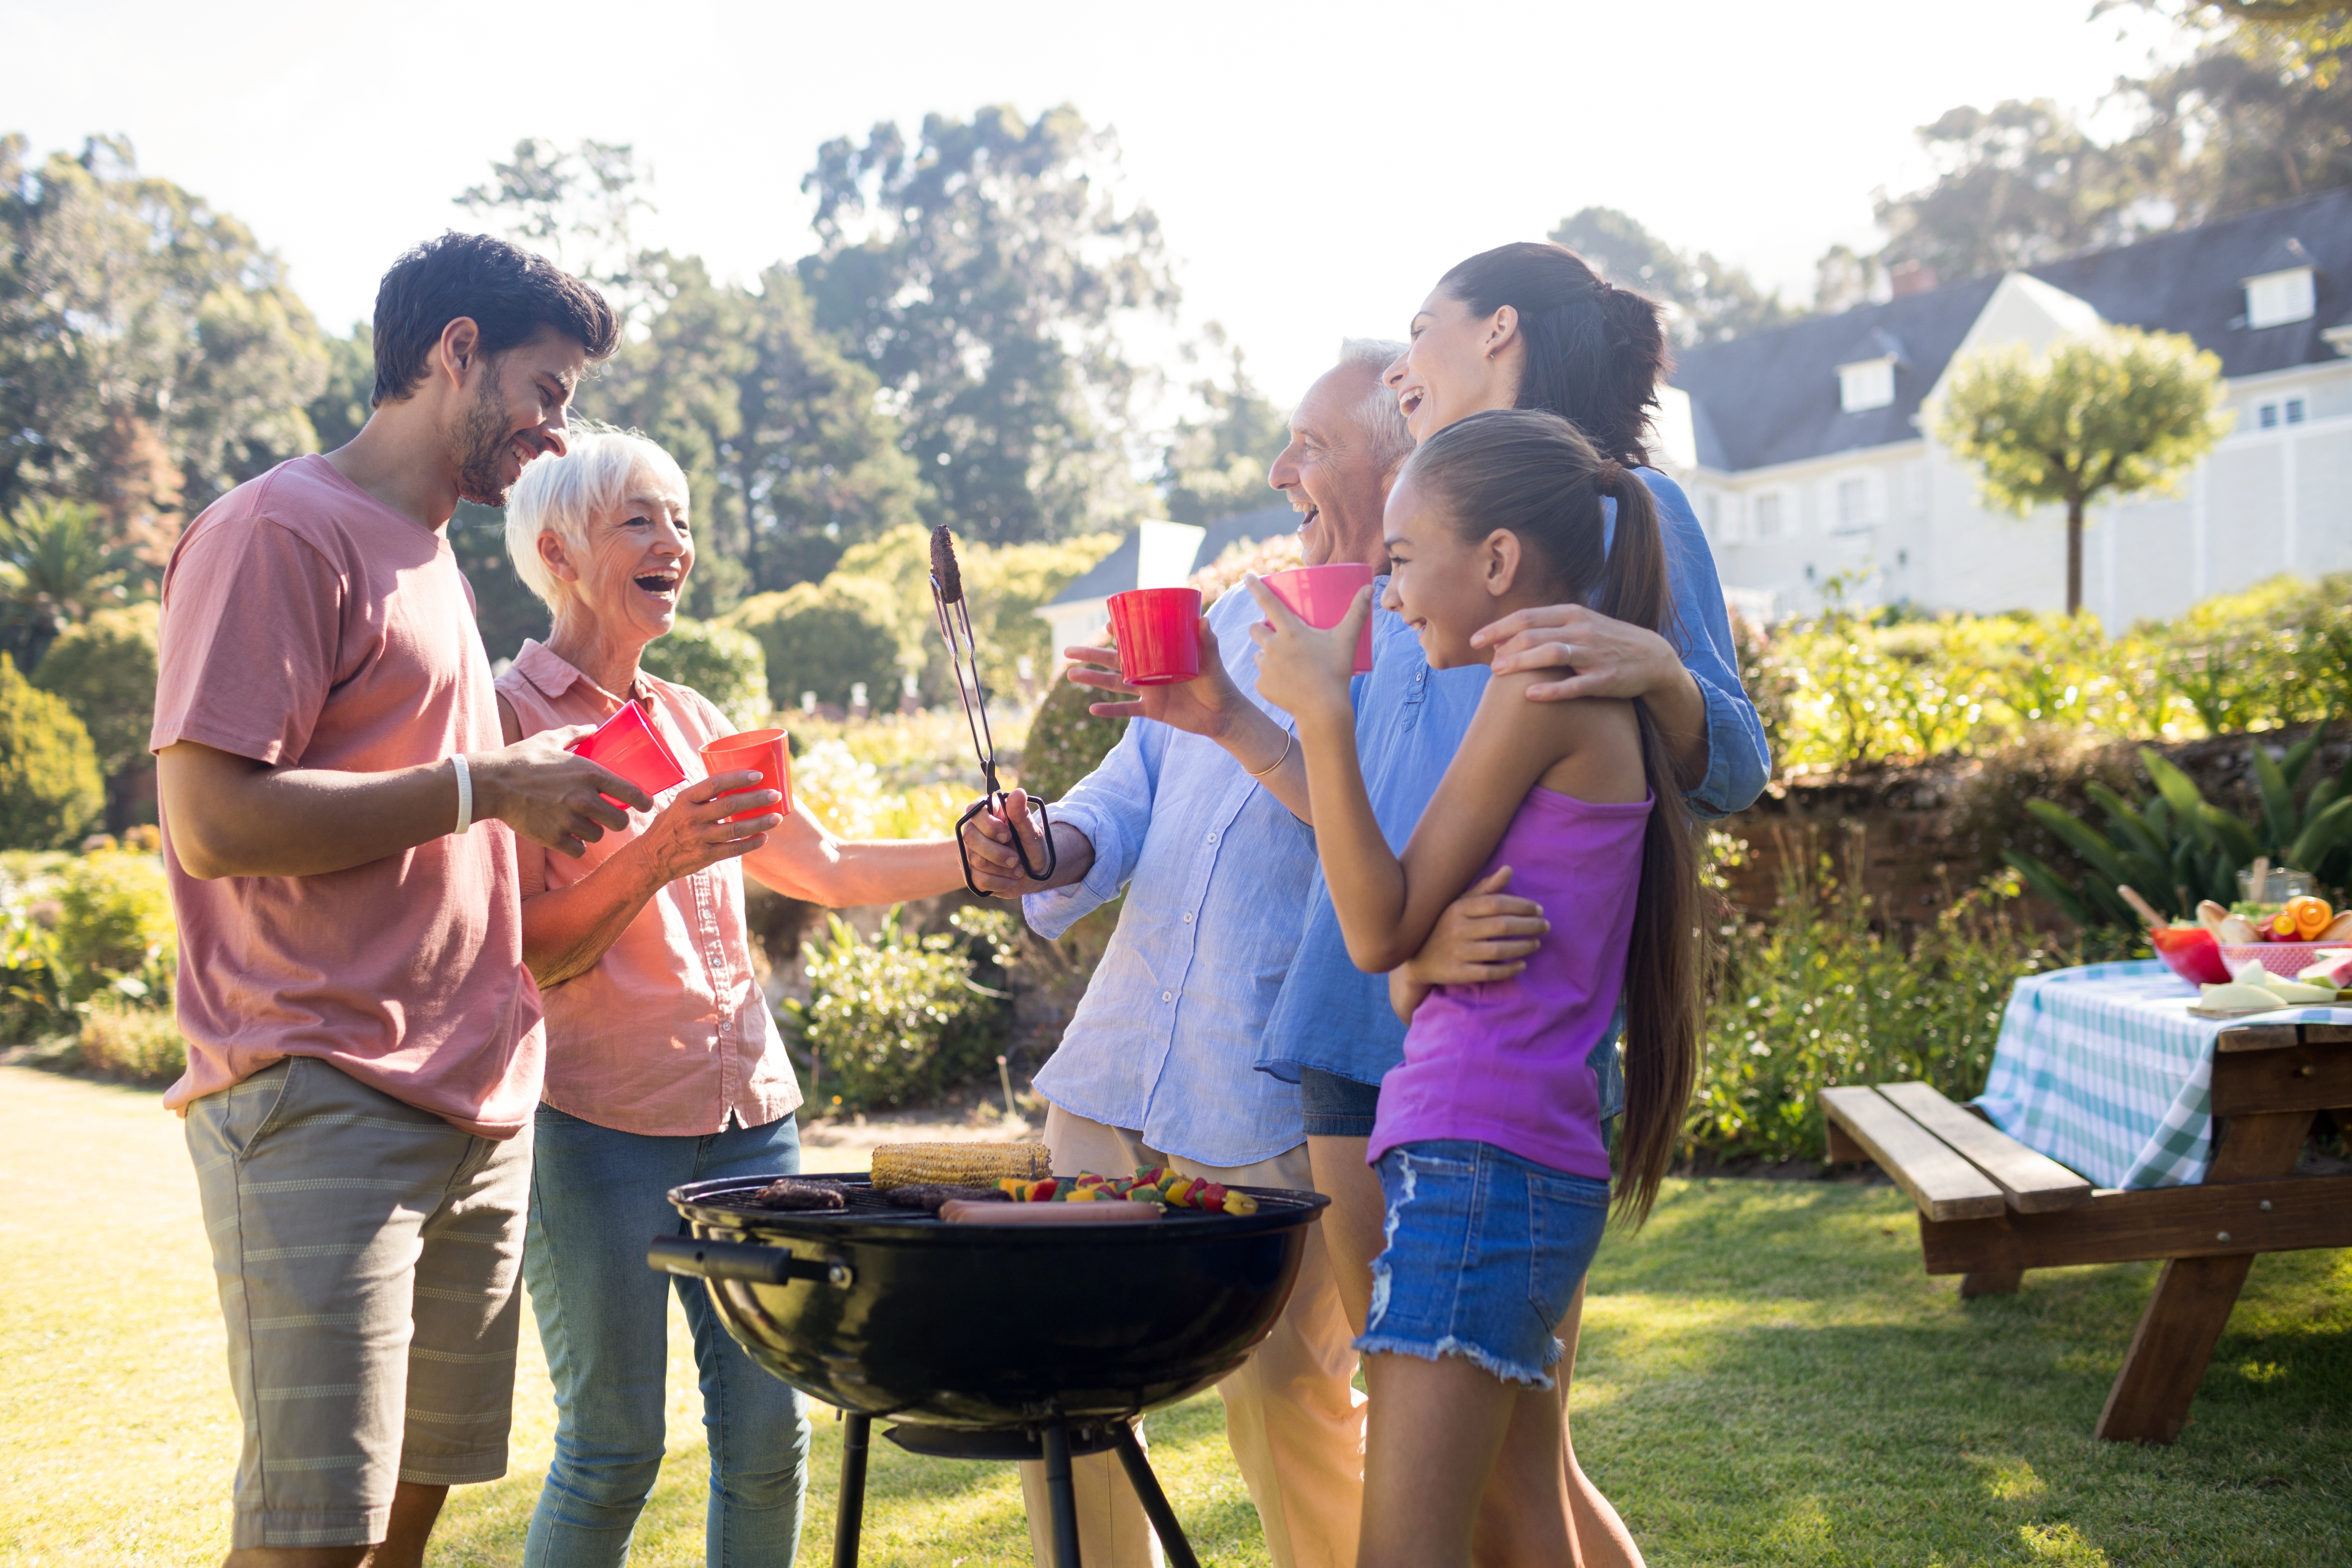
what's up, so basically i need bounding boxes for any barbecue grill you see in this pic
[650,1173,1329,1567]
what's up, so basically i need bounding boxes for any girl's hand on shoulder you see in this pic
[634,771,780,883]
[1244,575,1367,726]
[1473,603,1679,703]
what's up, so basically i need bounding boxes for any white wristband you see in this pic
[451,754,474,836]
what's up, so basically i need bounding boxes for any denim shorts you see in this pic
[1298,1066,1381,1138]
[1356,1139,1610,1388]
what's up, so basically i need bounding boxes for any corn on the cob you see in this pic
[870,1142,1048,1191]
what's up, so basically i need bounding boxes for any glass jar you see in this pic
[2236,867,2318,904]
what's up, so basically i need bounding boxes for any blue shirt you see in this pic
[1023,587,1318,1166]
[1256,467,1769,1088]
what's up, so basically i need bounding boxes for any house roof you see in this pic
[1672,186,2352,474]
[1048,503,1300,606]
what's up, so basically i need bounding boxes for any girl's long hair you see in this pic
[1435,242,1671,467]
[1400,409,1701,1225]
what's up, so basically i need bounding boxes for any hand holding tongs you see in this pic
[931,526,1058,896]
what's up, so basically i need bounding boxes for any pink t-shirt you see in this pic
[151,455,543,1139]
[496,640,802,1136]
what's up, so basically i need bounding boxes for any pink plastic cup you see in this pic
[1262,563,1376,674]
[700,728,791,824]
[566,700,686,806]
[1107,587,1204,686]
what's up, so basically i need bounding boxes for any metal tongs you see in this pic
[931,525,1057,896]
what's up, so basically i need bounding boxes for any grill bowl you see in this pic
[666,1175,1329,1428]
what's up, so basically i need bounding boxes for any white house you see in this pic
[1666,188,2352,624]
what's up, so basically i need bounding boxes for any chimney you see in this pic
[1890,261,1938,298]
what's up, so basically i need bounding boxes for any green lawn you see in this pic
[0,1064,2344,1566]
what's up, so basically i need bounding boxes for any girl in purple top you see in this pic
[1250,408,1701,1568]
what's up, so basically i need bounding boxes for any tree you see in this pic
[308,326,375,453]
[0,136,327,533]
[31,601,159,831]
[1934,327,2228,615]
[456,138,655,323]
[1874,102,2152,282]
[724,580,903,713]
[0,652,104,849]
[1548,207,1799,344]
[798,104,1178,543]
[1158,328,1289,525]
[0,497,138,668]
[2130,23,2352,218]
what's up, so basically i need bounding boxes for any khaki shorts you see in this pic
[185,1056,532,1549]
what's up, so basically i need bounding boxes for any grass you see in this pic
[0,1064,2345,1566]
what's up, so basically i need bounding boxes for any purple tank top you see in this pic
[1368,786,1653,1180]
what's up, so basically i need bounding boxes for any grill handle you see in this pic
[648,1236,854,1289]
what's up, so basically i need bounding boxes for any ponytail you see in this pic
[1397,411,1702,1226]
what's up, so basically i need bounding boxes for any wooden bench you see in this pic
[1820,1021,2352,1444]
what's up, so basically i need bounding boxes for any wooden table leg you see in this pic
[2094,1109,2312,1444]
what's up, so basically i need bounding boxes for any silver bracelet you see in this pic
[1246,727,1294,779]
[451,754,474,835]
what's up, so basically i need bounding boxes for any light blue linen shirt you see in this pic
[1023,586,1318,1166]
[1255,467,1770,1090]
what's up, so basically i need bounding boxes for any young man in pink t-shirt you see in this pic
[152,233,654,1568]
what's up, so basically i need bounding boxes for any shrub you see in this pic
[1,851,69,1037]
[781,906,1009,1110]
[31,601,160,784]
[1689,836,2138,1163]
[0,652,104,849]
[727,580,903,713]
[640,615,770,729]
[1020,669,1126,802]
[55,849,176,1005]
[76,995,186,1084]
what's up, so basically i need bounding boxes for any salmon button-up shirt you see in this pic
[496,639,802,1136]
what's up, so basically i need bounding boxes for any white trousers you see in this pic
[1018,1105,1366,1568]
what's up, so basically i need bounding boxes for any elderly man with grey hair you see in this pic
[959,341,1409,1568]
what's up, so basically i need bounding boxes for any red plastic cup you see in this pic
[700,728,791,824]
[2149,925,2231,986]
[1107,587,1204,686]
[566,700,686,806]
[1262,563,1376,674]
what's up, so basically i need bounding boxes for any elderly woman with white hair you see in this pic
[493,427,965,1568]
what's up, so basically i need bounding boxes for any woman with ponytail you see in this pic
[1250,409,1698,1568]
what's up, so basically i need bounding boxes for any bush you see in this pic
[1689,835,2138,1163]
[640,615,770,729]
[727,580,903,713]
[0,652,104,849]
[1020,669,1126,802]
[1,851,69,1037]
[76,995,186,1084]
[55,849,175,1004]
[31,601,160,785]
[782,905,1009,1110]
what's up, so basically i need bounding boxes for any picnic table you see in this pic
[1820,960,2352,1444]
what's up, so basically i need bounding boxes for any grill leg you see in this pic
[1042,1421,1083,1568]
[833,1413,871,1568]
[1111,1421,1200,1568]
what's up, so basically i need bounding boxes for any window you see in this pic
[2287,398,2306,424]
[2260,403,2280,429]
[1753,491,1785,539]
[2246,268,2317,329]
[1838,357,1895,413]
[1702,491,1721,534]
[1837,477,1868,529]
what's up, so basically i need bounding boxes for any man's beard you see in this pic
[453,365,520,507]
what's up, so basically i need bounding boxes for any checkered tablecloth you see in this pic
[1975,960,2352,1189]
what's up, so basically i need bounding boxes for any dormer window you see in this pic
[1838,357,1895,412]
[2244,238,2318,330]
[2247,269,2316,329]
[1834,327,1906,413]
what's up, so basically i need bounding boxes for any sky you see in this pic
[6,0,2190,426]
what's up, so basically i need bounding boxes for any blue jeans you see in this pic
[522,1105,810,1568]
